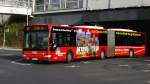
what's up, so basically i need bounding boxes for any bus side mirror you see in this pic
[53,43,57,50]
[50,40,57,50]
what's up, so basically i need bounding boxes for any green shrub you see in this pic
[0,22,25,48]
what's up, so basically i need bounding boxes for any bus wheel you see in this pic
[100,49,105,60]
[129,49,134,58]
[66,52,73,63]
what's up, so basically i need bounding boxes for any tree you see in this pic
[0,15,10,48]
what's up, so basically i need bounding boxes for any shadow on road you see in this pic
[0,55,22,61]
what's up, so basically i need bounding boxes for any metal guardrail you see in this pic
[34,0,149,14]
[35,0,83,12]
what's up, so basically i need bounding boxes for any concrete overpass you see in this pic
[32,0,150,24]
[0,0,32,15]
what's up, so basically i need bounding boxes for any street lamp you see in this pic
[108,0,111,8]
[27,0,30,25]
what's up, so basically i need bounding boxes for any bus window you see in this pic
[24,31,48,50]
[99,33,107,46]
[50,27,76,50]
[50,32,57,50]
[115,32,145,46]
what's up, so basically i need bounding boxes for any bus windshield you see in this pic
[24,31,48,50]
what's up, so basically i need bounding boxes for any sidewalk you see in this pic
[0,47,21,51]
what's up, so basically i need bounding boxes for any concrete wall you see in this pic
[86,0,150,10]
[34,0,150,14]
[87,0,109,10]
[30,13,83,25]
[142,0,150,6]
[110,0,142,8]
[0,0,32,15]
[32,7,150,24]
[0,6,32,15]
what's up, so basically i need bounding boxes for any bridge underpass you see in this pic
[0,0,32,26]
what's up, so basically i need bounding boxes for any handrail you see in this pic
[35,0,83,12]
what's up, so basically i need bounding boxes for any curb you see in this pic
[0,48,21,51]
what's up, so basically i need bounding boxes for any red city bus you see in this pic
[22,24,146,63]
[22,24,108,63]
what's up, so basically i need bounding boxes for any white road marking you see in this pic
[1,54,16,56]
[146,64,150,66]
[144,60,150,62]
[146,81,150,83]
[11,61,31,66]
[64,65,80,68]
[119,65,129,67]
[11,59,31,66]
[143,70,150,72]
[0,48,21,51]
[83,61,91,64]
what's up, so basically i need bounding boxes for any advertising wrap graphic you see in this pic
[76,29,99,57]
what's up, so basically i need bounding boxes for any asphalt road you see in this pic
[0,49,150,84]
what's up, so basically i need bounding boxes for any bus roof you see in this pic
[108,28,137,32]
[74,26,104,29]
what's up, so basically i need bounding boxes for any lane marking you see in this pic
[11,61,31,66]
[144,60,150,62]
[11,59,31,66]
[119,65,129,67]
[146,81,150,83]
[143,70,150,72]
[83,61,91,64]
[64,65,80,68]
[146,64,150,66]
[0,54,17,56]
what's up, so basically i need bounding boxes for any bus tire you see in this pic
[129,49,134,58]
[100,49,105,60]
[66,51,73,63]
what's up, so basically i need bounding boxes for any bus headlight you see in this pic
[44,55,51,58]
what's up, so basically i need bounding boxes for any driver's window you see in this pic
[52,32,56,43]
[50,32,57,50]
